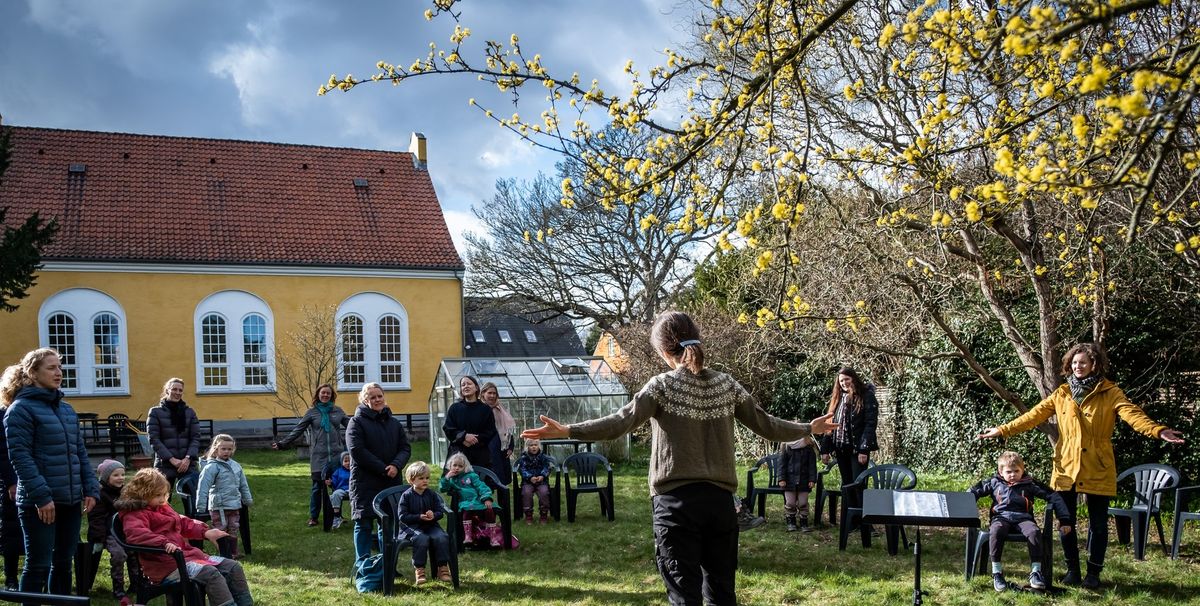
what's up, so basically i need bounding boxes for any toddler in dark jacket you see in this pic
[777,436,818,532]
[88,459,130,604]
[398,462,451,586]
[969,451,1072,592]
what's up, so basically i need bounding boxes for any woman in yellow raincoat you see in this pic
[979,342,1184,590]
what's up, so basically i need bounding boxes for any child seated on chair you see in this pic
[196,434,253,558]
[117,468,253,606]
[439,453,501,548]
[515,438,552,524]
[89,459,131,605]
[326,451,352,529]
[777,435,819,532]
[969,451,1072,592]
[398,462,452,585]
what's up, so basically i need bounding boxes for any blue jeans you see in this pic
[19,504,81,595]
[353,517,382,561]
[409,525,450,568]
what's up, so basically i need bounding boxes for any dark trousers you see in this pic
[409,525,450,568]
[1058,490,1111,574]
[19,504,81,596]
[308,472,323,520]
[651,482,738,606]
[989,518,1041,562]
[834,448,868,509]
[1,490,23,588]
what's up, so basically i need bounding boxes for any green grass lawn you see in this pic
[80,445,1200,605]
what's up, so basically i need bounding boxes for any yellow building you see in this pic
[0,125,464,421]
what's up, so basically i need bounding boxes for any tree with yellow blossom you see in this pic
[324,0,1200,427]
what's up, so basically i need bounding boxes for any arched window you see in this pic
[194,291,274,392]
[38,288,129,395]
[336,293,410,390]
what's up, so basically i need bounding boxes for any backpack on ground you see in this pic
[352,554,385,593]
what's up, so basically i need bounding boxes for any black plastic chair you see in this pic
[562,452,615,522]
[112,514,205,606]
[1108,463,1179,559]
[177,471,252,556]
[444,467,514,551]
[838,463,917,554]
[372,484,460,594]
[744,454,786,519]
[1171,484,1200,559]
[510,454,561,523]
[964,508,1054,581]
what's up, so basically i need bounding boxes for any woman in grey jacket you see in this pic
[146,378,201,490]
[1,348,99,596]
[272,384,348,527]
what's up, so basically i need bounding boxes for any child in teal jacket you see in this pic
[439,452,500,547]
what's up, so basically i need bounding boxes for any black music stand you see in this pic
[862,489,980,605]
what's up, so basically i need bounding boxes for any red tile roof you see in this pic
[0,126,464,270]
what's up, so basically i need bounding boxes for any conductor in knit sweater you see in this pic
[524,311,837,606]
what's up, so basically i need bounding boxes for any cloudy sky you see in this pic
[0,0,688,254]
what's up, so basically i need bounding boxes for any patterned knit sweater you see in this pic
[569,368,812,496]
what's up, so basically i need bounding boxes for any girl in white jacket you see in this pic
[196,434,253,558]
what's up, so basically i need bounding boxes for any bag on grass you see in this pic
[353,554,385,593]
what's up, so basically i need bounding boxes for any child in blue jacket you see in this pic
[515,438,553,524]
[326,452,352,529]
[969,451,1071,592]
[196,434,253,558]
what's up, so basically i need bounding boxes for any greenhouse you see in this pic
[427,357,630,467]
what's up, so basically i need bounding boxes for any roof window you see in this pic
[498,330,512,343]
[524,330,537,343]
[68,163,87,174]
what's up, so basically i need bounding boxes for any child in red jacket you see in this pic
[117,468,253,606]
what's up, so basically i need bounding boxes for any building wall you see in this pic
[0,267,463,420]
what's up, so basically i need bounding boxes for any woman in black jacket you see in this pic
[346,382,410,562]
[146,378,201,490]
[441,375,495,469]
[819,367,879,511]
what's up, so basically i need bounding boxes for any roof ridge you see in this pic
[5,124,414,156]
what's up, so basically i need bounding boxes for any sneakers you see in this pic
[306,518,318,527]
[1081,574,1100,590]
[331,516,343,530]
[436,564,452,583]
[785,515,798,532]
[1028,570,1046,590]
[992,573,1008,592]
[414,566,427,586]
[737,508,767,531]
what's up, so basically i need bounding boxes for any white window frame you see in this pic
[498,330,512,343]
[336,292,410,391]
[38,288,130,396]
[472,330,486,343]
[193,290,275,393]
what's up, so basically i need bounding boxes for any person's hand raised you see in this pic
[977,427,1002,440]
[809,412,838,436]
[1160,429,1185,444]
[521,416,568,440]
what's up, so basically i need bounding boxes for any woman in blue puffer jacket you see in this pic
[0,348,99,596]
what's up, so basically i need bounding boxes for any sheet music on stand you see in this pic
[892,491,949,518]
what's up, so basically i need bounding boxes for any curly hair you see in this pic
[121,468,171,504]
[446,452,473,473]
[0,348,60,406]
[1059,342,1109,378]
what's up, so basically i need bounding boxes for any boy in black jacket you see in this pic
[969,451,1072,592]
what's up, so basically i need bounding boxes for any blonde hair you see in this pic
[161,377,185,400]
[406,461,431,483]
[358,382,384,404]
[0,348,60,406]
[524,438,541,452]
[446,452,473,473]
[205,434,236,459]
[122,468,171,504]
[997,451,1025,470]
